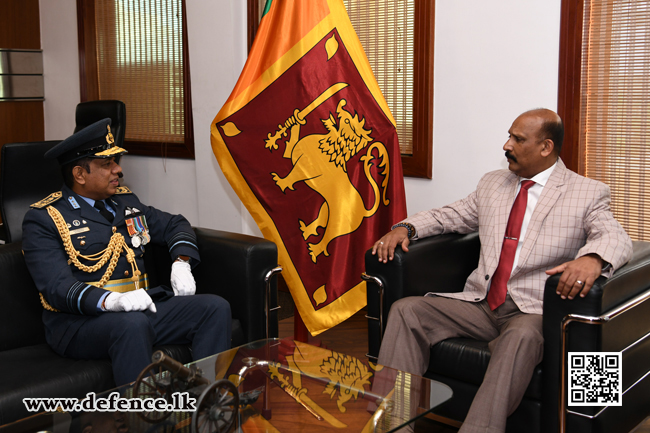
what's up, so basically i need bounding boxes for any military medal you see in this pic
[125,207,150,248]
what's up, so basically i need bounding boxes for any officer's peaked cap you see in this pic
[45,118,127,165]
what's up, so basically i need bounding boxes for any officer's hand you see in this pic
[170,261,196,296]
[371,227,410,263]
[104,290,156,313]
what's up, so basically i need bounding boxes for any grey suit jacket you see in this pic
[404,159,633,314]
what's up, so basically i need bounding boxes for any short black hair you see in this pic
[539,116,564,155]
[62,157,93,189]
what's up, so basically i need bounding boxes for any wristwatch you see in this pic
[391,222,416,240]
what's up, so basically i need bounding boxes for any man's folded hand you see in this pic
[104,290,157,313]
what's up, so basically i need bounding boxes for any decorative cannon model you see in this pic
[132,350,262,433]
[132,346,401,432]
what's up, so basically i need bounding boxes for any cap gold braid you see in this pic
[40,206,142,312]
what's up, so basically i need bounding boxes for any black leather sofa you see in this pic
[364,232,650,433]
[0,228,279,426]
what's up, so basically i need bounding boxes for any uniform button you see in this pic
[124,271,129,277]
[80,240,86,246]
[485,275,489,280]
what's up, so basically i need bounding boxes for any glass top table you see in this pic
[0,339,452,433]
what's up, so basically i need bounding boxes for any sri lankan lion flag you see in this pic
[211,0,407,335]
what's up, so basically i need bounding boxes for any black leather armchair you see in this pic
[75,100,127,145]
[363,233,650,433]
[0,141,63,243]
[0,229,280,425]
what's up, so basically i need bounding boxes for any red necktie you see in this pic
[487,180,535,310]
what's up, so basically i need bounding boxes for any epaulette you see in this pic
[115,186,133,195]
[31,192,63,208]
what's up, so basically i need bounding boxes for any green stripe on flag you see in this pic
[261,0,271,18]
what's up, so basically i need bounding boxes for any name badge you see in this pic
[69,227,90,235]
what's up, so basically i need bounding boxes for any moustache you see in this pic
[505,151,517,163]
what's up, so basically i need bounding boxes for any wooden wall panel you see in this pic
[557,0,584,174]
[0,0,41,49]
[77,0,99,101]
[0,0,44,148]
[0,102,45,145]
[0,0,44,227]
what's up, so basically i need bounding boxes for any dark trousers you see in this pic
[64,294,231,386]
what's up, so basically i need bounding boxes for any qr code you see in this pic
[568,352,622,406]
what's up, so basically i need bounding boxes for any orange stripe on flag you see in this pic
[227,1,330,104]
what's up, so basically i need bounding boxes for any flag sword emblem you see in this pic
[265,82,349,151]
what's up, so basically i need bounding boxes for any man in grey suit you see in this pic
[371,109,632,433]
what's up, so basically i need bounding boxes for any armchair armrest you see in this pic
[143,228,279,344]
[541,241,650,433]
[363,232,481,359]
[543,242,650,322]
[192,228,279,343]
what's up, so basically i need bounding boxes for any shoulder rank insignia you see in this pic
[68,196,80,209]
[115,186,133,195]
[31,191,63,209]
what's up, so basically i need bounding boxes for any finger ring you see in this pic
[576,280,584,286]
[380,242,384,245]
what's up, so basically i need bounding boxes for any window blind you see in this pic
[343,0,414,155]
[94,0,185,144]
[579,0,650,241]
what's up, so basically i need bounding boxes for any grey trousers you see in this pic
[377,295,543,433]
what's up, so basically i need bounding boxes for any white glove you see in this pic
[104,290,157,313]
[170,261,196,296]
